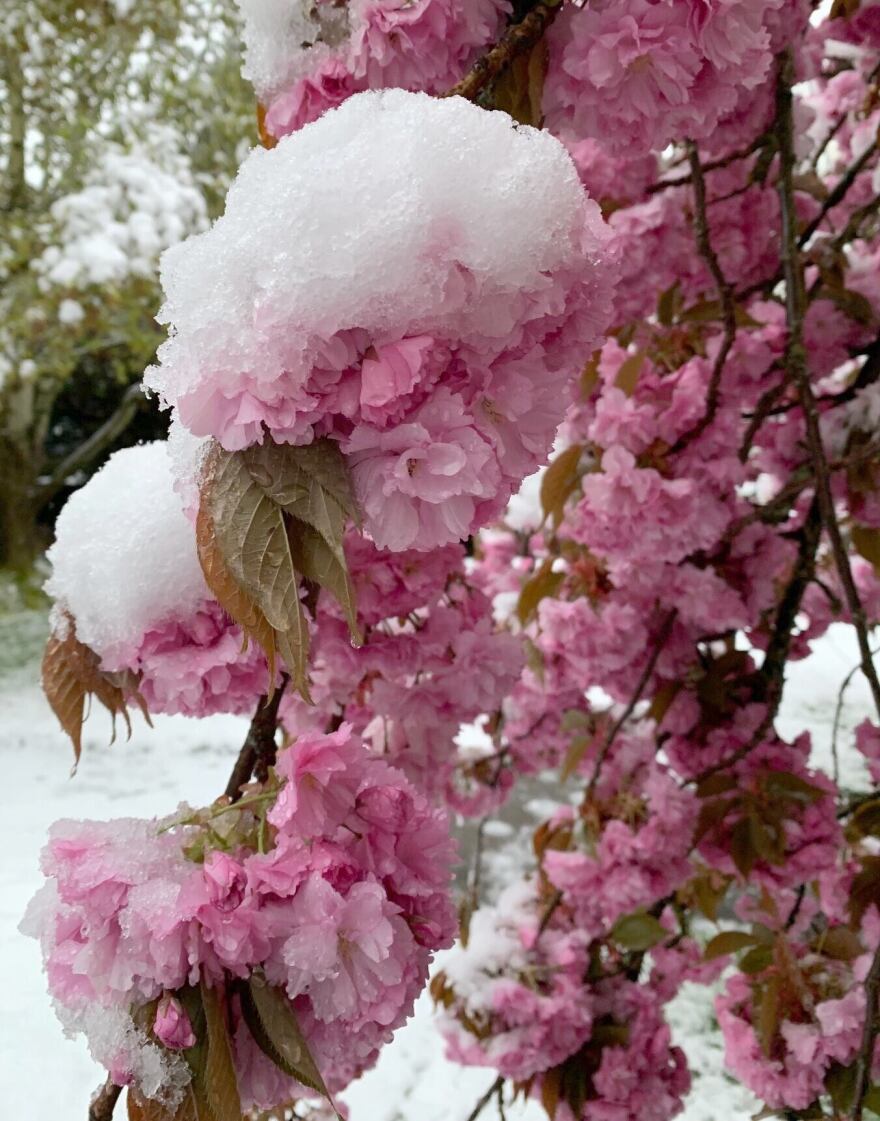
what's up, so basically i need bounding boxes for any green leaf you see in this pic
[614,351,645,397]
[540,445,583,526]
[610,911,667,951]
[559,734,593,782]
[704,930,759,960]
[200,979,243,1121]
[240,973,335,1108]
[517,559,565,625]
[200,443,311,700]
[242,438,358,564]
[763,770,825,805]
[286,516,361,643]
[821,925,864,962]
[853,525,880,575]
[730,817,756,878]
[739,944,774,974]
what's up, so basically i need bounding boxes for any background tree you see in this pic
[0,0,254,576]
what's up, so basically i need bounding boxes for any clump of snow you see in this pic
[58,299,85,325]
[45,442,209,666]
[35,133,206,291]
[236,0,348,97]
[146,88,595,434]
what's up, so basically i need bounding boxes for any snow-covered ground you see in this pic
[0,618,873,1121]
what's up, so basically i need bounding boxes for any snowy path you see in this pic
[1,623,873,1121]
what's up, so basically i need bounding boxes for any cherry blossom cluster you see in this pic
[145,90,613,551]
[45,441,269,718]
[23,725,456,1112]
[237,0,510,141]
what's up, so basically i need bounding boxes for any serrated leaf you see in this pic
[42,624,147,765]
[286,516,360,643]
[517,559,564,625]
[610,911,667,951]
[540,445,583,526]
[240,973,334,1107]
[196,501,278,685]
[704,930,759,960]
[614,351,645,397]
[241,439,358,566]
[200,444,311,700]
[200,980,242,1121]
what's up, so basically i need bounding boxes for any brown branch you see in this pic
[775,49,880,725]
[850,940,880,1120]
[464,1076,505,1121]
[37,383,149,508]
[1,43,28,212]
[689,497,822,786]
[585,609,677,799]
[88,1079,122,1121]
[798,139,878,249]
[224,675,289,802]
[668,143,737,454]
[442,1,562,103]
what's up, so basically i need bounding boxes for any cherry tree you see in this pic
[21,3,880,1121]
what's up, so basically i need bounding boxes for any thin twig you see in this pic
[463,1076,505,1121]
[689,498,822,786]
[224,675,289,802]
[668,143,737,453]
[850,940,880,1120]
[37,382,149,508]
[831,646,880,790]
[442,1,562,103]
[798,139,878,249]
[775,49,880,725]
[585,609,677,799]
[88,1079,122,1121]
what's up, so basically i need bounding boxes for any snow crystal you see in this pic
[146,88,591,430]
[45,442,209,666]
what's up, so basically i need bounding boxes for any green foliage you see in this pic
[0,0,255,571]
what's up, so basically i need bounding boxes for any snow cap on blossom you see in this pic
[237,0,509,138]
[147,89,613,551]
[43,441,267,717]
[22,725,457,1112]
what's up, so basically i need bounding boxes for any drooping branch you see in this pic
[690,497,822,785]
[585,609,677,799]
[775,49,880,724]
[36,383,150,509]
[442,0,562,103]
[224,675,289,802]
[669,142,737,453]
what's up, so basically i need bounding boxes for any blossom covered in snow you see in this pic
[22,725,456,1111]
[44,442,267,717]
[146,90,612,551]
